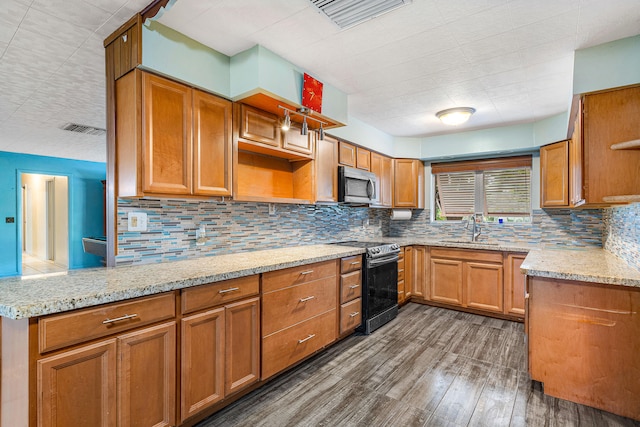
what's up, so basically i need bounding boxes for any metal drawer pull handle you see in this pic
[299,296,315,302]
[349,284,360,289]
[350,312,360,317]
[300,270,314,275]
[298,334,316,344]
[219,287,240,294]
[350,261,360,265]
[103,313,138,324]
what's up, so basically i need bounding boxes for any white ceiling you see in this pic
[1,0,639,163]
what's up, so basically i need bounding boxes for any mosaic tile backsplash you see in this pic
[116,199,605,266]
[603,203,640,271]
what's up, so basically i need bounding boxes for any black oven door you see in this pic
[365,254,399,318]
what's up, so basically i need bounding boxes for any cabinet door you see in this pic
[394,159,424,208]
[142,73,192,194]
[380,155,393,207]
[430,258,463,306]
[283,125,314,155]
[225,297,260,396]
[193,89,232,196]
[181,308,225,422]
[412,246,428,300]
[583,86,640,203]
[356,147,371,171]
[404,246,413,299]
[38,340,117,427]
[239,104,281,147]
[338,141,356,167]
[315,135,339,202]
[370,153,393,207]
[118,322,176,427]
[504,254,526,317]
[540,141,569,207]
[464,262,503,313]
[570,107,584,206]
[397,248,405,303]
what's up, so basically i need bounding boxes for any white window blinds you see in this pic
[436,172,475,217]
[483,168,531,216]
[433,156,532,220]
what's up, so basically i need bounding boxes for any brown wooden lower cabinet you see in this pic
[180,296,260,423]
[504,253,527,318]
[528,277,640,420]
[411,246,428,299]
[38,339,117,427]
[118,322,177,427]
[37,321,177,427]
[427,247,517,318]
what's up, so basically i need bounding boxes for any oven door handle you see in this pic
[368,254,399,267]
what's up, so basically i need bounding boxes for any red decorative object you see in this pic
[302,73,323,114]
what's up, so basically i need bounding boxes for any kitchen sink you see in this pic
[441,240,500,245]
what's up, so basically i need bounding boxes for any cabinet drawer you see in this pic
[397,259,405,270]
[340,270,362,303]
[340,298,362,334]
[39,293,176,353]
[397,269,405,282]
[262,260,337,293]
[262,276,337,335]
[341,255,363,273]
[431,247,502,263]
[181,275,259,314]
[262,309,336,379]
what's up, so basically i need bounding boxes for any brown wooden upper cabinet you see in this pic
[238,104,314,159]
[540,140,570,207]
[116,70,232,198]
[393,159,424,208]
[356,147,371,171]
[316,135,339,203]
[338,141,356,167]
[370,152,393,207]
[541,84,640,207]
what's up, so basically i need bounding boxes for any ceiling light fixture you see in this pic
[436,107,476,126]
[278,105,327,140]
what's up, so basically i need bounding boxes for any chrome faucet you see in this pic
[466,213,482,242]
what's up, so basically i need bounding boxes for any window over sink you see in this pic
[432,156,532,223]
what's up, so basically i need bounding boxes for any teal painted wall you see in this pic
[0,152,106,277]
[573,35,640,94]
[229,45,349,124]
[328,115,396,156]
[142,21,231,97]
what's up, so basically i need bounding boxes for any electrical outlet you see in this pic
[5,217,15,223]
[128,212,147,231]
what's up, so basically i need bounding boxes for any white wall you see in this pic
[21,174,68,267]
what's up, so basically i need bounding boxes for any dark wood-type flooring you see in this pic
[197,304,640,427]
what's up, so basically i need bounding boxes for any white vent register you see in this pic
[309,0,411,29]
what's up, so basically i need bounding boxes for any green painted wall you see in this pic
[573,35,640,94]
[142,21,231,97]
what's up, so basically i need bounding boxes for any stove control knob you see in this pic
[391,244,399,250]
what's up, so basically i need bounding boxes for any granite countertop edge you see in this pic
[0,245,366,320]
[520,248,640,288]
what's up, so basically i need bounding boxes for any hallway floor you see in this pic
[197,304,640,427]
[22,253,66,276]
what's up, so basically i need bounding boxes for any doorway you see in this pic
[20,173,69,276]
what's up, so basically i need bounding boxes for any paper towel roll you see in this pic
[390,209,412,220]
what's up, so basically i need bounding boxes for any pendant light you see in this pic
[301,116,308,136]
[282,110,291,131]
[318,123,325,140]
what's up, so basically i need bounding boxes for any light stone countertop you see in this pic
[0,244,364,320]
[521,248,640,288]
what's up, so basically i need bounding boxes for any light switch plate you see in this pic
[128,212,147,231]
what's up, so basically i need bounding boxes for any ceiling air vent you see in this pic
[309,0,411,29]
[60,122,106,136]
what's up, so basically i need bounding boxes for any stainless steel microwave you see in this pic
[338,166,377,204]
